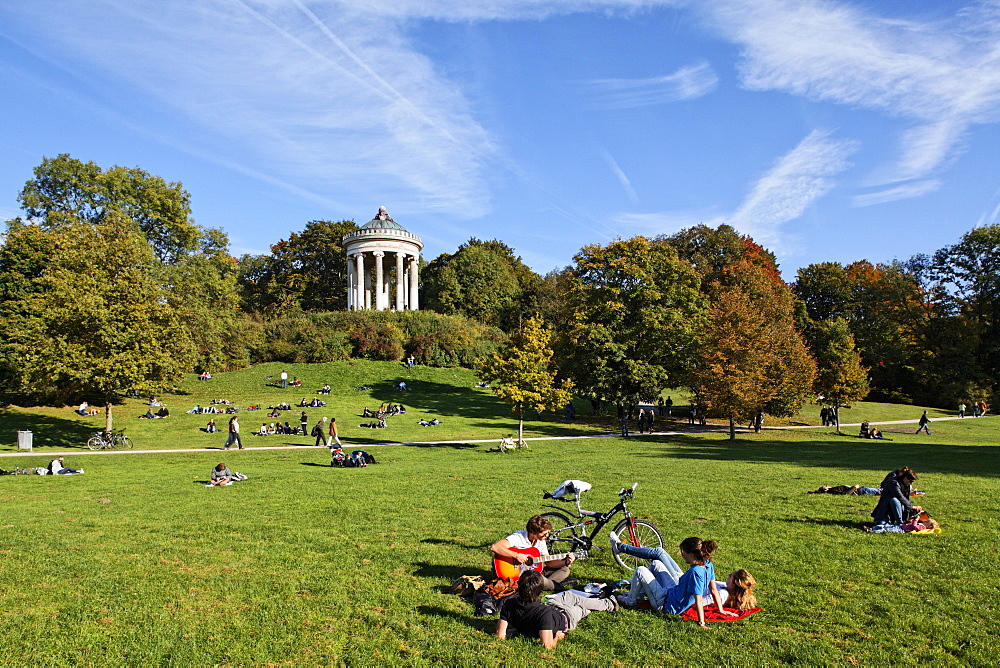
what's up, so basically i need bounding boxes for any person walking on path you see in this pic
[958,403,965,418]
[224,415,243,450]
[665,396,673,418]
[312,417,327,447]
[328,417,341,448]
[916,410,931,435]
[620,411,630,438]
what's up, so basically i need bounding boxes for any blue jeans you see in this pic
[616,543,684,608]
[872,497,904,525]
[857,486,881,495]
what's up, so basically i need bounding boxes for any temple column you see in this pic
[355,253,366,310]
[347,255,355,309]
[408,255,419,310]
[395,252,405,311]
[374,252,386,311]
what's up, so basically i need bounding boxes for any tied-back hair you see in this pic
[727,569,757,611]
[896,466,918,483]
[517,570,545,605]
[679,537,718,564]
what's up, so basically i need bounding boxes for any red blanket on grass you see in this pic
[680,606,761,622]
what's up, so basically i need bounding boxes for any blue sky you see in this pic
[2,0,999,279]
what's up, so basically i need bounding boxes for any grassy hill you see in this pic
[0,362,995,664]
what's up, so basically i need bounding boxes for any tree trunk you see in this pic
[729,416,736,440]
[517,402,524,445]
[105,402,113,434]
[834,403,841,434]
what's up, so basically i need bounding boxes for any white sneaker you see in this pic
[609,531,621,556]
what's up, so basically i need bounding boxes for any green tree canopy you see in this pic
[0,215,196,430]
[810,317,869,432]
[476,317,572,443]
[17,153,203,264]
[421,238,541,331]
[563,237,705,411]
[237,219,358,314]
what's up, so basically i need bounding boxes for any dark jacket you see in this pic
[871,470,914,520]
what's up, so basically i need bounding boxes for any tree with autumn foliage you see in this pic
[476,317,573,444]
[810,317,869,432]
[689,261,816,439]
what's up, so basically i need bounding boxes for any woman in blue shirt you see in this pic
[612,534,736,627]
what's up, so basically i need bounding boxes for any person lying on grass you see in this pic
[610,533,741,627]
[209,463,233,486]
[495,570,617,650]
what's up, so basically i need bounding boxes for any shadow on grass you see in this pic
[415,605,494,633]
[634,435,1000,479]
[404,441,480,450]
[781,517,865,529]
[300,462,330,468]
[0,409,100,451]
[421,538,493,550]
[412,561,493,581]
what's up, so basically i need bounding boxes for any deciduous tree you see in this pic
[0,215,196,431]
[563,237,705,413]
[810,318,869,432]
[477,317,572,444]
[690,262,816,438]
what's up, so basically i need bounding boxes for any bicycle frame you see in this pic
[541,484,643,551]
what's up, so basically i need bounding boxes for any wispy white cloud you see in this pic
[614,130,857,250]
[976,189,1000,227]
[702,0,1000,191]
[854,179,942,208]
[725,130,857,248]
[0,0,689,223]
[600,150,639,204]
[587,61,719,108]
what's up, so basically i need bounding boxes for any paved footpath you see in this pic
[0,414,988,458]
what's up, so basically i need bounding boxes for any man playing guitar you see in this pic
[490,515,577,591]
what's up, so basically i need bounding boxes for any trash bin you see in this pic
[17,430,32,451]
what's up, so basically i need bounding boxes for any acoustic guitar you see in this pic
[493,546,588,581]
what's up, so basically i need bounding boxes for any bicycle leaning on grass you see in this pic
[86,428,134,451]
[540,481,664,570]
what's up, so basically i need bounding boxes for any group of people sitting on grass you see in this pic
[418,418,441,426]
[77,402,100,416]
[140,406,170,419]
[489,514,758,649]
[362,403,406,418]
[188,405,224,414]
[254,422,302,436]
[808,467,938,533]
[318,384,331,394]
[858,422,889,439]
[299,397,327,408]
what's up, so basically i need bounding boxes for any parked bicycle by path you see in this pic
[540,480,663,570]
[86,428,134,450]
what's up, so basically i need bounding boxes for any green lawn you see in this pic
[0,363,996,665]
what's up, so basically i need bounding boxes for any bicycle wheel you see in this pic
[540,512,585,553]
[86,436,105,451]
[612,519,664,570]
[120,436,135,449]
